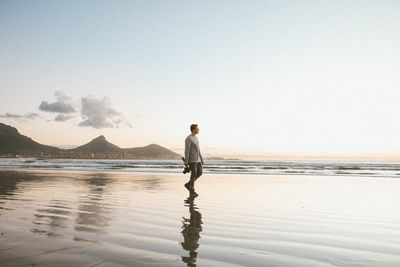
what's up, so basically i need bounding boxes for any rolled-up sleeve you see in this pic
[184,138,191,164]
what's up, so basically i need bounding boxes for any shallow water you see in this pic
[1,170,400,266]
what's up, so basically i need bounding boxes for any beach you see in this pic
[1,169,400,266]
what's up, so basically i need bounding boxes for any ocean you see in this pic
[0,158,400,178]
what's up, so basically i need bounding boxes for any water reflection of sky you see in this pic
[0,171,170,243]
[2,170,400,266]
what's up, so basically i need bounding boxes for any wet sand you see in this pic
[1,170,400,266]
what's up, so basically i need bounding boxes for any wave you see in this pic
[1,158,400,178]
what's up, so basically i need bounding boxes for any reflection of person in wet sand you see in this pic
[181,194,202,266]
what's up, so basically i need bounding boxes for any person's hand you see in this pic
[184,162,188,167]
[201,161,204,166]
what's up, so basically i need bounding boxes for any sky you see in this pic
[1,0,400,160]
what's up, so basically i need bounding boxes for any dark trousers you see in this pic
[188,162,203,188]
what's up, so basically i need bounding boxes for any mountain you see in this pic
[124,144,180,159]
[72,135,122,153]
[73,136,181,159]
[0,122,180,159]
[0,123,61,154]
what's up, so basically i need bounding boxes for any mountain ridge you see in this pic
[0,122,180,159]
[72,135,122,153]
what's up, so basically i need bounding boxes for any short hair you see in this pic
[190,124,198,132]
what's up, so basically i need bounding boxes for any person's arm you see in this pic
[184,138,191,165]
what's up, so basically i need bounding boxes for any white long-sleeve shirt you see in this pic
[184,134,203,164]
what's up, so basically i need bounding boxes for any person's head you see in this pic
[190,124,199,135]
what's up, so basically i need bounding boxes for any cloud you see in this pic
[39,91,76,113]
[78,95,131,129]
[12,91,132,127]
[55,114,74,122]
[0,112,42,121]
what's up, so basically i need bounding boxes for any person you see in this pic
[184,124,204,192]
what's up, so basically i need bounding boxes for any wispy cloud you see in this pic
[0,113,24,119]
[25,112,41,119]
[39,91,76,114]
[0,112,42,121]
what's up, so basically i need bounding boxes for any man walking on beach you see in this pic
[184,124,204,192]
